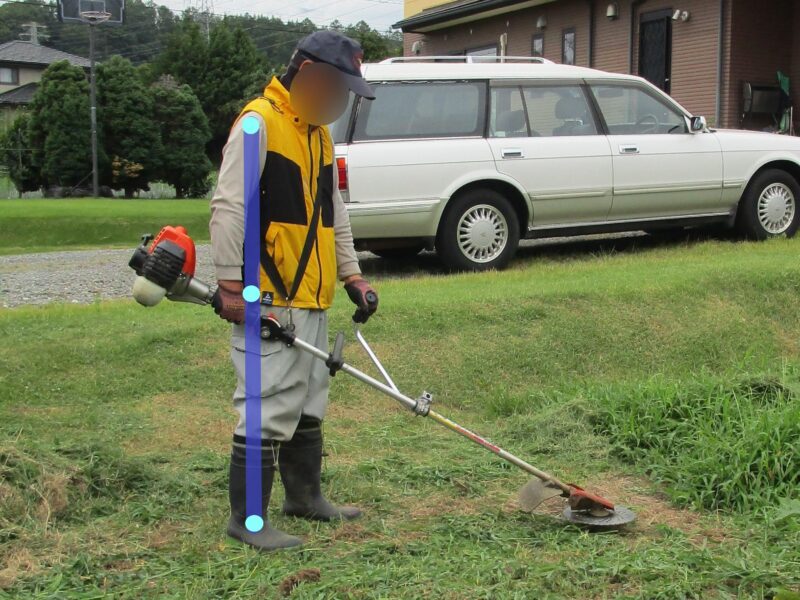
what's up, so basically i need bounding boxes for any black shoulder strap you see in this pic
[260,130,326,304]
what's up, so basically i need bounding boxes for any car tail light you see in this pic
[336,156,348,192]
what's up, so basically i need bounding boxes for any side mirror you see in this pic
[690,116,707,132]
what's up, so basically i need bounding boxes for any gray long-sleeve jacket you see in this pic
[209,111,362,283]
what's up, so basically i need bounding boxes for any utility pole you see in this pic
[196,0,213,42]
[88,21,99,197]
[80,11,110,198]
[19,22,49,45]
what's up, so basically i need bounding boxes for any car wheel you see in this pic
[371,245,424,260]
[436,189,520,271]
[737,169,800,240]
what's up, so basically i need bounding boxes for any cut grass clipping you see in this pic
[1,235,799,597]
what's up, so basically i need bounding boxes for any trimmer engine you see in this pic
[128,226,215,307]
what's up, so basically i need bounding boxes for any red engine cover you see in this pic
[149,225,196,276]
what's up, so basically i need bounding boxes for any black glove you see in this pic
[344,278,378,323]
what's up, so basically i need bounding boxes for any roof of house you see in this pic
[393,0,554,32]
[0,40,90,68]
[0,82,38,105]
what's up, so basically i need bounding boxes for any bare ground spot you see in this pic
[328,521,380,543]
[16,405,71,417]
[122,392,234,456]
[777,327,800,358]
[408,491,485,519]
[515,473,729,543]
[278,568,321,597]
[147,520,185,550]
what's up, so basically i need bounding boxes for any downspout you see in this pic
[588,0,595,68]
[715,0,725,127]
[629,0,645,74]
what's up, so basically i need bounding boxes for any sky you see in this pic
[158,0,405,33]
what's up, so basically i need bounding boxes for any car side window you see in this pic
[329,92,356,145]
[591,84,688,134]
[352,81,486,141]
[521,85,598,137]
[489,86,529,138]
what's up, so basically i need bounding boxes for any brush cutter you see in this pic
[128,227,636,529]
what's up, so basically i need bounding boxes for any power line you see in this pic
[0,0,399,64]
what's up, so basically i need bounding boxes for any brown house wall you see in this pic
[401,0,798,129]
[628,0,720,124]
[400,2,592,64]
[593,0,631,74]
[724,0,794,130]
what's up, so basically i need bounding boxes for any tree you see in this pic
[0,113,40,194]
[343,21,402,62]
[27,61,95,191]
[199,20,263,160]
[155,17,208,93]
[151,76,212,198]
[97,55,163,197]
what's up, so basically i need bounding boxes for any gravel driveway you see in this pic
[0,245,216,308]
[0,244,383,308]
[0,233,647,308]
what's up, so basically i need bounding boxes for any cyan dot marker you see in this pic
[242,115,260,135]
[245,515,264,533]
[242,285,260,303]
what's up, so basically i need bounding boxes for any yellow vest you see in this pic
[235,76,337,310]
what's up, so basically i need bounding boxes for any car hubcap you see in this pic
[457,204,508,263]
[758,183,795,234]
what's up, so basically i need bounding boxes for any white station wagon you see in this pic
[331,56,800,270]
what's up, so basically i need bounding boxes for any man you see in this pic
[209,30,379,552]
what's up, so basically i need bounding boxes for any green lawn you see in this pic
[1,236,799,598]
[0,199,211,255]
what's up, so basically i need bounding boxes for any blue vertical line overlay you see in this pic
[242,115,264,533]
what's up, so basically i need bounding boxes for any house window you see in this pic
[562,28,576,65]
[532,34,544,57]
[0,67,19,85]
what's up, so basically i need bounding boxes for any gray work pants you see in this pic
[230,306,329,442]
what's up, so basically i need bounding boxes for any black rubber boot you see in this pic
[279,416,362,521]
[227,436,303,551]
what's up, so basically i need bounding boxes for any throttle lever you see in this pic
[326,331,345,376]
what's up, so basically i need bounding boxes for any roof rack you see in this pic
[379,56,555,65]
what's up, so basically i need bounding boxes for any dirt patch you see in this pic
[147,520,184,550]
[328,522,378,543]
[409,490,485,519]
[16,405,71,417]
[777,328,800,358]
[122,393,233,455]
[278,568,321,596]
[522,474,729,543]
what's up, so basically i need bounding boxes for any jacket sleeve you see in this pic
[209,111,267,281]
[331,155,362,280]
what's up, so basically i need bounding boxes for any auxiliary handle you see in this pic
[352,290,378,324]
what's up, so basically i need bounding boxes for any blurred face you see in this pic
[289,60,350,126]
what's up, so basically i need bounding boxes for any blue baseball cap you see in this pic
[295,30,375,100]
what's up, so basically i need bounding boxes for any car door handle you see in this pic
[619,144,640,154]
[501,148,524,159]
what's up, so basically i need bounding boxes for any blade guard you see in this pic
[567,484,615,512]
